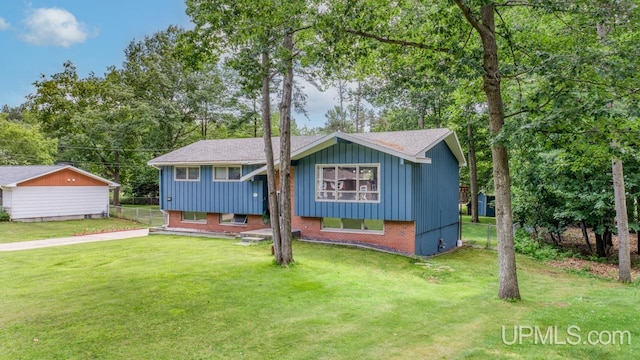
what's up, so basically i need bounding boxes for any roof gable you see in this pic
[0,165,118,187]
[148,129,466,175]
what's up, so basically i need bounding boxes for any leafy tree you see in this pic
[315,0,521,299]
[28,63,148,205]
[0,113,57,165]
[185,0,314,266]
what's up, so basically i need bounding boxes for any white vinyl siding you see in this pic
[1,188,11,213]
[10,186,109,220]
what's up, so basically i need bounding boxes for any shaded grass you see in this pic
[0,236,638,359]
[0,218,143,243]
[461,217,498,248]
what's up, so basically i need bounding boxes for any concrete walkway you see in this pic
[0,228,149,251]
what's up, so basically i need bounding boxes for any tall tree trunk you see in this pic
[580,221,593,254]
[260,51,282,255]
[595,232,607,258]
[467,115,479,223]
[112,150,121,206]
[354,82,361,133]
[612,157,631,282]
[418,106,425,129]
[455,2,520,300]
[277,32,294,266]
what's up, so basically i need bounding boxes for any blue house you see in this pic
[148,129,466,256]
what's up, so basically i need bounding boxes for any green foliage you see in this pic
[0,114,57,165]
[0,209,10,222]
[514,228,570,261]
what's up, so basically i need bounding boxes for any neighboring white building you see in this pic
[0,165,119,222]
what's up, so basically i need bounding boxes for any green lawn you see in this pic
[0,218,143,243]
[461,215,498,248]
[1,236,638,359]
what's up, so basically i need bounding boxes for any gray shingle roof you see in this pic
[0,165,119,187]
[0,165,66,186]
[148,129,463,166]
[148,136,324,165]
[348,128,452,158]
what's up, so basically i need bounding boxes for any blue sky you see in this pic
[0,0,332,128]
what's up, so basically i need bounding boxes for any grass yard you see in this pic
[461,215,498,248]
[0,218,143,244]
[1,235,638,359]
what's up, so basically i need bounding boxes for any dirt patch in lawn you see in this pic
[543,226,640,281]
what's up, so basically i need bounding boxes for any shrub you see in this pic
[0,209,10,222]
[514,228,569,261]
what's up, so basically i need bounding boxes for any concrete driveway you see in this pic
[0,229,149,251]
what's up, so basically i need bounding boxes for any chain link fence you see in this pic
[110,206,166,227]
[461,221,498,249]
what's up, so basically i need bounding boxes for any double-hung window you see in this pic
[175,166,200,181]
[214,166,241,181]
[316,164,380,202]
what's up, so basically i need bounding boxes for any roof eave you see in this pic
[416,130,467,167]
[147,160,264,167]
[10,165,119,187]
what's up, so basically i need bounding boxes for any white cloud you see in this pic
[0,17,10,30]
[22,8,89,47]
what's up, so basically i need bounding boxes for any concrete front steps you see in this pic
[236,228,301,246]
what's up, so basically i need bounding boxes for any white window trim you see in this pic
[321,218,385,235]
[174,166,201,182]
[213,166,242,182]
[181,211,207,223]
[315,163,381,203]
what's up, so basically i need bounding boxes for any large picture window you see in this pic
[175,166,200,181]
[316,164,380,202]
[214,166,241,181]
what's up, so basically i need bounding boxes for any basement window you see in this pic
[220,213,248,225]
[182,211,207,223]
[321,218,384,234]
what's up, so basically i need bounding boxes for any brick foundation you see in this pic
[166,211,270,234]
[292,216,416,254]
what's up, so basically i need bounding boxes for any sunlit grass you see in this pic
[0,218,142,243]
[1,235,638,359]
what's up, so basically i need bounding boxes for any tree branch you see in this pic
[345,29,450,53]
[453,0,490,38]
[505,88,560,119]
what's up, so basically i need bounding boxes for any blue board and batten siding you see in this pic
[294,141,413,220]
[413,142,460,256]
[159,165,265,215]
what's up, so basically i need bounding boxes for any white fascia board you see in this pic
[290,134,338,160]
[336,132,425,164]
[148,160,263,166]
[416,131,467,167]
[239,166,268,182]
[12,165,119,188]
